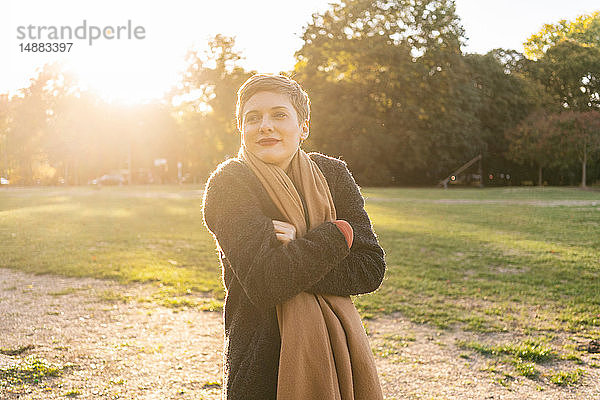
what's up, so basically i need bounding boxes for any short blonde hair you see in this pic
[236,74,310,131]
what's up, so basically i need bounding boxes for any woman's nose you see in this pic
[259,115,274,133]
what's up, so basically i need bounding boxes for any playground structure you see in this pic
[439,154,483,189]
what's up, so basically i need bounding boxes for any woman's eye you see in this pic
[246,115,259,123]
[274,112,286,119]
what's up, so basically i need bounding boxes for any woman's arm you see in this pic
[307,161,386,296]
[202,164,350,310]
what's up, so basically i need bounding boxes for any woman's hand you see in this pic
[272,220,296,245]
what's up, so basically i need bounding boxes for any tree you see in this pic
[553,111,600,187]
[44,74,100,185]
[524,11,600,60]
[5,64,62,184]
[172,35,252,181]
[505,111,561,186]
[464,49,554,181]
[295,34,418,185]
[295,0,484,185]
[528,40,600,111]
[511,12,600,186]
[506,110,600,187]
[0,93,8,179]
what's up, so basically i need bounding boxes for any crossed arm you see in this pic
[202,161,385,310]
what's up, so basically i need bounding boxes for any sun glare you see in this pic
[65,43,186,104]
[2,0,337,104]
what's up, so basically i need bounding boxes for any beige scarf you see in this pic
[239,147,383,400]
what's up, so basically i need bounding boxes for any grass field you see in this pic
[1,185,599,337]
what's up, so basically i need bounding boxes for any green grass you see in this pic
[49,287,87,296]
[0,185,219,294]
[1,185,599,336]
[549,368,585,386]
[514,359,538,378]
[0,356,64,386]
[357,187,600,335]
[0,345,35,356]
[63,389,82,397]
[457,339,555,363]
[457,338,591,384]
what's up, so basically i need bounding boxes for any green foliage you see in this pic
[3,63,62,185]
[552,111,600,187]
[507,110,600,187]
[524,11,600,60]
[295,0,486,185]
[456,338,580,381]
[529,40,600,111]
[2,7,598,187]
[508,12,600,183]
[505,110,560,184]
[465,50,552,166]
[511,341,555,363]
[372,333,413,363]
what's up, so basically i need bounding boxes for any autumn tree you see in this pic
[43,71,100,185]
[172,35,252,181]
[5,64,62,184]
[506,110,600,186]
[523,11,600,112]
[0,93,8,180]
[553,111,600,187]
[295,34,419,185]
[526,40,600,111]
[464,49,555,181]
[524,11,600,60]
[500,11,600,186]
[295,0,484,185]
[505,111,560,186]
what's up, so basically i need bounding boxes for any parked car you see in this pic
[88,174,126,186]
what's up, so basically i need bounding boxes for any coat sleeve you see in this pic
[202,165,351,310]
[307,161,386,296]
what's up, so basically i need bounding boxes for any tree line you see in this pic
[1,1,599,187]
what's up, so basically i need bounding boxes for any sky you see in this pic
[1,0,599,103]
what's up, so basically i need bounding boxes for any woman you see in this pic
[202,74,386,399]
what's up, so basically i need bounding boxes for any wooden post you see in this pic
[582,142,587,188]
[478,157,483,187]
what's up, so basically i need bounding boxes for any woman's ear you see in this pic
[300,120,310,141]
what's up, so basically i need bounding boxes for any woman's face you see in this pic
[241,91,309,170]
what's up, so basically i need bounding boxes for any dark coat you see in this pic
[202,152,386,400]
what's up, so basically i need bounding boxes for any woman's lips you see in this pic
[257,138,280,146]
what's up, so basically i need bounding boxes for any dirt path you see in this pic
[1,268,598,399]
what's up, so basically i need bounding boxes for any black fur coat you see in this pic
[202,152,386,399]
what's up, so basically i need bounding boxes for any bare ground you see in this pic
[1,268,598,400]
